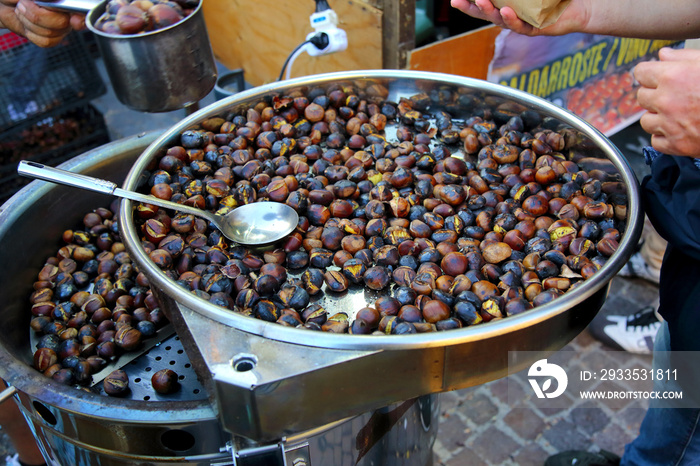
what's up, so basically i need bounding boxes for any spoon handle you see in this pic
[17,160,218,223]
[19,160,118,194]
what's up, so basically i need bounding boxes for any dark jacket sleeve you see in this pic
[641,152,700,261]
[641,149,700,356]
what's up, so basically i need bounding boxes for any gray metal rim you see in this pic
[0,132,219,422]
[118,70,644,351]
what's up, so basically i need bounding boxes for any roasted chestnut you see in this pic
[363,266,391,291]
[324,270,349,293]
[151,369,179,394]
[104,369,129,397]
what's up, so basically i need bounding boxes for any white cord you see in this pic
[284,43,311,81]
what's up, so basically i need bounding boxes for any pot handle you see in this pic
[0,385,18,406]
[34,0,98,14]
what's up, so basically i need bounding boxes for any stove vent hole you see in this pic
[32,401,57,426]
[161,429,196,452]
[232,354,257,372]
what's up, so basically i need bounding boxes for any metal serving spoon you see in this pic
[17,160,299,246]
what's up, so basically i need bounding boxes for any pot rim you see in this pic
[119,70,644,351]
[85,0,204,40]
[0,133,219,421]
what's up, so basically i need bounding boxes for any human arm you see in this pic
[634,47,700,157]
[0,0,85,48]
[450,0,700,40]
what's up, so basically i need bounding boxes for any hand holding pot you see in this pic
[0,0,84,47]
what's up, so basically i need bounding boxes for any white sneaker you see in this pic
[617,251,660,285]
[24,100,38,116]
[7,104,26,122]
[589,306,661,354]
[5,453,21,466]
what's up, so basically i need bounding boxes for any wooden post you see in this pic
[381,0,416,70]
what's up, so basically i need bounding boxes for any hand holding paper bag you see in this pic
[486,0,572,28]
[453,0,700,38]
[455,0,572,29]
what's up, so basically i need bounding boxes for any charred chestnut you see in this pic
[151,369,179,394]
[104,369,129,396]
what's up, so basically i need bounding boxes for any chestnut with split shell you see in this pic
[18,161,299,247]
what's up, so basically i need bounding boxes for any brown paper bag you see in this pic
[489,0,572,28]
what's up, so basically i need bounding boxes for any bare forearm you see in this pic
[582,0,700,40]
[0,0,83,47]
[453,0,700,40]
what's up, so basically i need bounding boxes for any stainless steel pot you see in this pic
[0,133,438,466]
[118,70,645,442]
[36,0,217,112]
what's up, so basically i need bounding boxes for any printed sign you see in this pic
[488,32,683,135]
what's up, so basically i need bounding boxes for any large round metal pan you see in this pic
[117,70,644,440]
[0,133,440,464]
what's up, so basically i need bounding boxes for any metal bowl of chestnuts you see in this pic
[35,0,217,112]
[118,70,644,441]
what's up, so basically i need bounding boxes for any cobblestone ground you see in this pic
[433,275,659,466]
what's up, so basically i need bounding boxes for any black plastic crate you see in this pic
[0,31,106,133]
[0,104,110,203]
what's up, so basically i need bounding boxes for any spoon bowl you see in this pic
[17,160,299,246]
[217,202,300,246]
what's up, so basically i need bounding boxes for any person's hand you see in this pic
[0,0,85,48]
[450,0,539,34]
[450,0,591,37]
[635,47,700,157]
